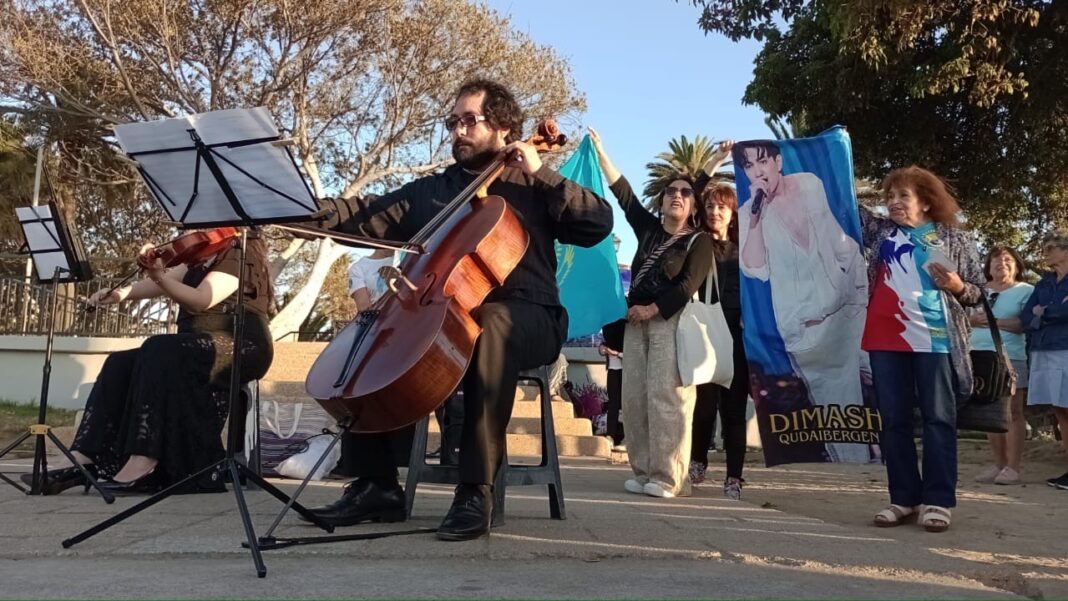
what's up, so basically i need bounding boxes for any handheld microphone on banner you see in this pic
[751,188,766,216]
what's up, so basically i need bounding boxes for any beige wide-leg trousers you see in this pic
[622,312,696,496]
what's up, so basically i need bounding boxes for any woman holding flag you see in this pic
[589,127,715,498]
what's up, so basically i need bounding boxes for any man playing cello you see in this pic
[308,78,613,541]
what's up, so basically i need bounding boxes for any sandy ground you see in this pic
[693,438,1068,600]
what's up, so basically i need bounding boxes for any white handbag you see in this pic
[676,236,734,387]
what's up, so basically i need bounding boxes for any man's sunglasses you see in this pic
[445,114,487,132]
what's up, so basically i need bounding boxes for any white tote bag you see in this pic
[676,237,734,387]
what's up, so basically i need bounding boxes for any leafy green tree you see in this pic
[0,121,37,258]
[685,0,1067,259]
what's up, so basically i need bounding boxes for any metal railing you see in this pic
[0,276,178,337]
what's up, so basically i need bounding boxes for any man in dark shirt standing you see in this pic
[307,78,613,541]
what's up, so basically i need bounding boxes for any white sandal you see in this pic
[921,505,952,532]
[873,504,918,527]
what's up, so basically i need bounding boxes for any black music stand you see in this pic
[60,108,333,578]
[0,203,114,502]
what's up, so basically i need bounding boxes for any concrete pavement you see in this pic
[0,457,1041,599]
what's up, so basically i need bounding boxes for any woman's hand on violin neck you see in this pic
[503,141,543,175]
[136,244,167,281]
[88,288,124,307]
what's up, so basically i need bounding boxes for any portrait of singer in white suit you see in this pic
[735,140,870,463]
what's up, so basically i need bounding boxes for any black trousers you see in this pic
[605,368,624,445]
[338,300,567,485]
[690,311,748,480]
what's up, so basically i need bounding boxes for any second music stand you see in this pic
[0,203,113,502]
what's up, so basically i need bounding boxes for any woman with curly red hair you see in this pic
[860,166,985,533]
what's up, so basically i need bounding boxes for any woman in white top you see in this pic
[347,249,395,310]
[970,247,1033,485]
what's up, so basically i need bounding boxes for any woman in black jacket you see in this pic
[589,127,715,498]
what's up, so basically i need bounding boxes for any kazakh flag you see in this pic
[555,135,627,338]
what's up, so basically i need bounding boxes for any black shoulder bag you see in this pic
[957,293,1016,433]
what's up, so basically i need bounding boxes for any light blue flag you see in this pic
[555,135,627,338]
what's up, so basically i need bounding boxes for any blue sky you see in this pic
[482,0,774,263]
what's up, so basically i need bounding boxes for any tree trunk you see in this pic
[269,237,348,341]
[269,236,308,280]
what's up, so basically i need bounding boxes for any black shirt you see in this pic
[609,176,715,319]
[322,163,613,307]
[698,239,741,312]
[176,236,273,321]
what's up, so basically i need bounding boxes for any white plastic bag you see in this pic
[276,434,340,481]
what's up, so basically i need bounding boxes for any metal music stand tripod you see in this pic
[0,203,114,503]
[60,107,334,577]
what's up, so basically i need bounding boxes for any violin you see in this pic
[307,120,567,432]
[88,227,240,310]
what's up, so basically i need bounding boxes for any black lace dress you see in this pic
[71,239,274,492]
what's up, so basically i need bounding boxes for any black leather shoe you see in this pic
[20,465,98,495]
[97,470,161,496]
[436,484,492,541]
[300,478,406,527]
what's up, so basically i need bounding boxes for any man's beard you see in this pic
[453,140,499,171]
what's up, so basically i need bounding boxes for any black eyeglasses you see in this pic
[444,114,487,132]
[988,292,1000,305]
[663,186,694,199]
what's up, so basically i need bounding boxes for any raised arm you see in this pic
[587,127,622,185]
[694,140,735,198]
[588,127,659,235]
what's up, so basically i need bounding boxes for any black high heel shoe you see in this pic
[98,470,161,496]
[19,464,98,495]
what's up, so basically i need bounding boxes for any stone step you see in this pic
[427,416,591,437]
[511,399,575,419]
[426,432,610,458]
[262,342,328,382]
[257,396,590,436]
[258,381,307,397]
[259,383,578,420]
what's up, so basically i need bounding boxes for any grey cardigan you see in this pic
[859,207,985,402]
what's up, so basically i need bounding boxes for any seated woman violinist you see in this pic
[25,229,274,495]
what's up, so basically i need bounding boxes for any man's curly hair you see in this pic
[454,78,524,143]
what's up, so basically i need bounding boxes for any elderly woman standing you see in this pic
[971,247,1033,486]
[860,166,984,532]
[1021,232,1068,491]
[589,127,716,498]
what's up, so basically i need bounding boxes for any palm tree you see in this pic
[642,135,720,211]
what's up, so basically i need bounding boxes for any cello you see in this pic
[306,120,567,432]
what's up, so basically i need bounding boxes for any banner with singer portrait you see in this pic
[732,126,880,466]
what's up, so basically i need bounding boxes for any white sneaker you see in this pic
[994,467,1021,485]
[611,443,627,452]
[643,482,675,498]
[974,465,1001,483]
[623,478,645,494]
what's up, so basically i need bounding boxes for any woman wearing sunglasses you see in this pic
[588,127,715,498]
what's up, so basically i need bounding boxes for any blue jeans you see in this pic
[869,351,957,508]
